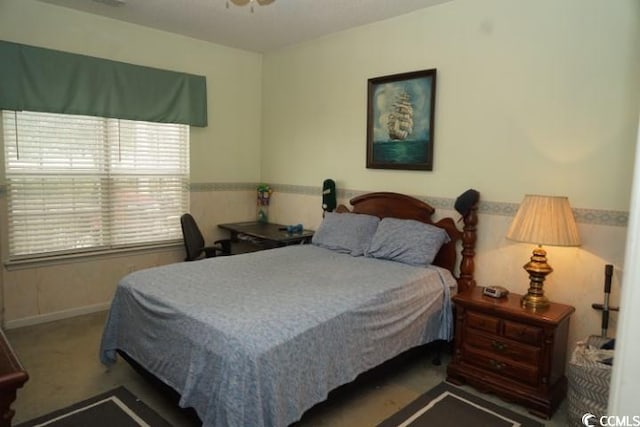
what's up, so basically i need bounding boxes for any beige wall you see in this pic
[262,0,639,210]
[261,0,640,348]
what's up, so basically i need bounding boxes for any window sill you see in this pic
[3,241,183,270]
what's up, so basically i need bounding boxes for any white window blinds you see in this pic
[2,110,189,260]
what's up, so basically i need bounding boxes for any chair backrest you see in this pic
[180,213,205,261]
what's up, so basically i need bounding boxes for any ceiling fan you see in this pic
[226,0,275,13]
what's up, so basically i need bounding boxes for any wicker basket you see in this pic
[567,336,613,426]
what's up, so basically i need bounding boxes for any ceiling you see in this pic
[38,0,453,53]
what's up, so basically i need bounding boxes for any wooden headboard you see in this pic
[336,192,478,293]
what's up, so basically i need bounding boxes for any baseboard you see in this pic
[3,302,110,330]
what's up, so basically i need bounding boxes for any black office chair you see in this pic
[180,213,231,261]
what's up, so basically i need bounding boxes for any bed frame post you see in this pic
[458,203,478,293]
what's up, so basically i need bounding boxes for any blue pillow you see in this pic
[365,218,450,266]
[311,212,380,256]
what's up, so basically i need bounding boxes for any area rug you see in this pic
[377,382,544,427]
[16,386,173,427]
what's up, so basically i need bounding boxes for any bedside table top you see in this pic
[453,287,575,324]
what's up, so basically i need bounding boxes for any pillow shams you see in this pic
[311,212,380,256]
[366,218,450,266]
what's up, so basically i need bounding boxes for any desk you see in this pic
[218,222,314,253]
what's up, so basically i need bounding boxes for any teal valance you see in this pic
[0,40,207,127]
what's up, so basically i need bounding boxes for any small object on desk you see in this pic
[277,224,304,233]
[286,224,303,234]
[482,285,509,298]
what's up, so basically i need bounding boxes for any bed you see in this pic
[99,192,478,427]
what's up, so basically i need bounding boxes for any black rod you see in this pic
[601,264,614,337]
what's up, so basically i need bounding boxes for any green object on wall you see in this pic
[0,40,207,127]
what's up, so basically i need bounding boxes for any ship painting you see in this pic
[366,69,437,171]
[387,91,414,141]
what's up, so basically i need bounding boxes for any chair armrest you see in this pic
[203,239,232,258]
[214,239,232,255]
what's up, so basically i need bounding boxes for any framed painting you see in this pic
[366,69,437,171]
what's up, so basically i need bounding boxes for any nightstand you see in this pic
[446,287,575,419]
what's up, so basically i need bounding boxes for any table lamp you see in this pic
[506,195,581,311]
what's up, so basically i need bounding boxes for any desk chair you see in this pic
[180,213,231,261]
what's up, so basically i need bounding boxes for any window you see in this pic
[2,110,189,260]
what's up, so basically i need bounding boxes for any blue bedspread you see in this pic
[100,245,456,427]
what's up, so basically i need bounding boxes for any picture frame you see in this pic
[366,69,437,171]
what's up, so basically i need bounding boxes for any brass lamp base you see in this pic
[521,293,550,311]
[521,246,553,311]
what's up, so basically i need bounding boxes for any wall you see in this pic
[261,0,640,348]
[0,0,262,326]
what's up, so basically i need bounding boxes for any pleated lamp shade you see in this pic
[506,195,581,310]
[507,195,581,247]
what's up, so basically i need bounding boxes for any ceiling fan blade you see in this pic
[256,0,275,5]
[229,0,251,5]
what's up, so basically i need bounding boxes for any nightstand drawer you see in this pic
[503,320,543,346]
[466,311,500,334]
[463,345,539,387]
[464,330,540,365]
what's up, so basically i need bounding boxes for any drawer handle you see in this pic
[491,340,507,352]
[489,359,505,371]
